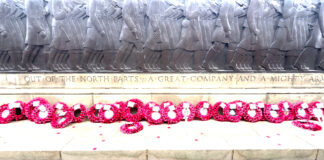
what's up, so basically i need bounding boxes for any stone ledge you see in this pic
[0,121,323,160]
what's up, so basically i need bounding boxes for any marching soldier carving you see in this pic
[172,0,216,71]
[113,0,146,71]
[22,0,51,71]
[47,0,69,71]
[295,0,322,71]
[65,0,88,71]
[0,0,25,71]
[204,0,247,71]
[143,0,184,71]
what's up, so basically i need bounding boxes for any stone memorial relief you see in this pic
[1,0,324,73]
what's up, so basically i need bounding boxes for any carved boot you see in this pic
[253,51,266,71]
[295,48,318,71]
[286,51,298,70]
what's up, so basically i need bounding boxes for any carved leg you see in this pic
[21,45,35,71]
[151,51,161,70]
[204,44,218,71]
[0,51,5,70]
[182,51,193,71]
[81,48,94,71]
[295,47,318,71]
[263,49,283,71]
[170,49,182,71]
[69,50,81,71]
[2,52,10,70]
[242,49,253,71]
[318,49,324,70]
[286,50,299,70]
[231,48,243,72]
[62,51,71,70]
[161,50,171,71]
[253,50,266,71]
[48,48,59,71]
[141,48,152,71]
[9,50,23,70]
[114,42,133,71]
[30,46,41,70]
[193,50,205,71]
[102,50,116,71]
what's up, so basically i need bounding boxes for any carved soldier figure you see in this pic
[22,0,51,71]
[172,0,216,71]
[82,0,112,71]
[0,0,25,70]
[231,0,281,71]
[100,0,123,71]
[264,0,312,71]
[142,0,184,71]
[64,0,88,70]
[47,0,70,71]
[203,0,247,71]
[113,0,146,71]
[296,0,322,71]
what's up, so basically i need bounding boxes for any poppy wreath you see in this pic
[224,101,244,122]
[212,102,228,121]
[25,97,50,121]
[70,103,87,123]
[178,101,195,121]
[195,101,212,121]
[264,104,285,123]
[120,122,144,134]
[31,103,54,124]
[122,99,144,122]
[114,101,125,120]
[0,104,16,124]
[292,120,322,131]
[88,103,104,123]
[50,109,73,129]
[309,101,324,121]
[294,102,313,120]
[10,101,26,121]
[144,102,164,125]
[162,104,183,124]
[279,101,295,121]
[243,103,263,123]
[99,104,120,123]
[143,101,160,120]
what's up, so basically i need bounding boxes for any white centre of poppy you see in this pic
[200,108,208,116]
[2,110,9,118]
[248,110,256,117]
[152,112,161,120]
[104,110,114,119]
[168,111,176,119]
[39,111,48,119]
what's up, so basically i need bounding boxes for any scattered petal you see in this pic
[311,134,315,136]
[167,127,171,129]
[101,140,105,142]
[277,133,280,136]
[99,133,103,136]
[93,147,97,150]
[266,136,270,138]
[195,139,198,141]
[157,136,160,139]
[56,132,60,135]
[99,126,102,128]
[72,126,75,128]
[277,144,281,146]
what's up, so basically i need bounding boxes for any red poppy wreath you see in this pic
[10,101,26,121]
[0,103,16,124]
[99,104,120,123]
[178,102,195,121]
[264,104,285,123]
[162,104,182,124]
[70,103,87,123]
[25,97,50,121]
[279,101,295,121]
[144,102,164,125]
[51,102,73,128]
[294,102,313,120]
[122,99,144,122]
[309,101,324,121]
[224,101,244,122]
[31,103,54,124]
[212,102,228,121]
[120,122,144,134]
[195,101,212,121]
[88,103,104,123]
[292,120,322,131]
[243,103,263,123]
